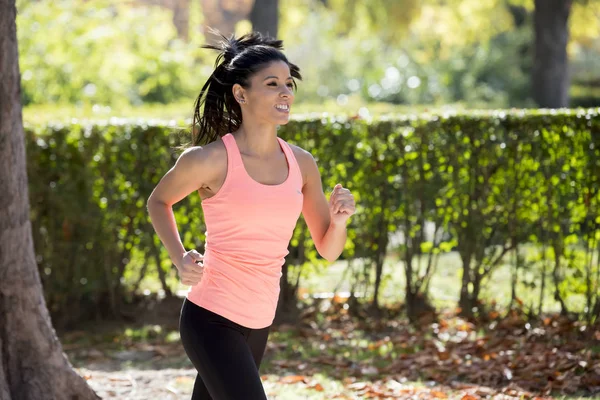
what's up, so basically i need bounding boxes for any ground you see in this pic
[60,295,600,400]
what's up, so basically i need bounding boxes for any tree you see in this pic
[0,1,100,398]
[136,0,191,39]
[326,0,597,107]
[172,0,191,40]
[327,0,420,42]
[250,0,279,38]
[532,0,572,108]
[200,0,252,38]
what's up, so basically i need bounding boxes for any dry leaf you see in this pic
[348,382,368,390]
[280,375,308,384]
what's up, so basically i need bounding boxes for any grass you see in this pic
[282,246,587,315]
[125,244,591,319]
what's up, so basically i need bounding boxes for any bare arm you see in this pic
[298,150,356,262]
[146,146,214,284]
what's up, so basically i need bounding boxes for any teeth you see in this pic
[276,104,289,110]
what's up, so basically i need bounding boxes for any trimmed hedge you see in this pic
[25,109,600,326]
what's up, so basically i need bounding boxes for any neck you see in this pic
[234,120,280,158]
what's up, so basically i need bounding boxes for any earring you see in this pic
[238,99,245,104]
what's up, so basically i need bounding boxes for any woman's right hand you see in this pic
[176,249,205,286]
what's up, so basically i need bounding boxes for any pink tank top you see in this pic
[187,133,304,329]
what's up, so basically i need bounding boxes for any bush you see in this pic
[25,108,600,326]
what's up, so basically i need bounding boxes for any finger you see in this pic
[341,200,355,209]
[330,199,338,212]
[331,188,348,203]
[183,267,204,276]
[181,277,202,286]
[182,275,202,285]
[184,266,204,275]
[180,267,204,279]
[341,200,355,210]
[330,202,338,215]
[338,201,354,212]
[184,258,203,268]
[183,277,202,285]
[340,205,355,214]
[334,201,342,214]
[329,193,337,207]
[189,250,204,260]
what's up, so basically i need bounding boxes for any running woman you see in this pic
[147,32,356,400]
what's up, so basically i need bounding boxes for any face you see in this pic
[233,60,296,125]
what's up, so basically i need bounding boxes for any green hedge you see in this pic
[25,109,600,326]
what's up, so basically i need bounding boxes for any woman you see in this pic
[147,32,356,399]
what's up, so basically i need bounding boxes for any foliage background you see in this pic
[16,0,600,114]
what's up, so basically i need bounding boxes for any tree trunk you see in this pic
[532,0,571,108]
[552,242,569,315]
[538,241,548,316]
[0,1,100,398]
[458,251,473,316]
[134,0,190,39]
[200,0,252,39]
[172,0,190,40]
[249,0,279,38]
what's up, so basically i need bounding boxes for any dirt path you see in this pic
[77,368,197,400]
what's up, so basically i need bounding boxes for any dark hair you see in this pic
[189,32,302,147]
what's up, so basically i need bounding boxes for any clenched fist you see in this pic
[329,184,356,225]
[177,249,204,286]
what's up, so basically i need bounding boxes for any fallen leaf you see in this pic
[348,382,368,390]
[280,375,308,384]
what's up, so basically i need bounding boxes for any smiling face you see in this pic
[233,60,296,125]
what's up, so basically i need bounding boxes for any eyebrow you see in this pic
[263,76,294,81]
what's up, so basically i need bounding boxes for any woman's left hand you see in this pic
[329,184,356,226]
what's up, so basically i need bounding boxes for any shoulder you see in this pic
[288,142,316,165]
[174,139,227,183]
[287,142,320,184]
[177,138,227,167]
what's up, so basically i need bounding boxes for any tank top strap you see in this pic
[221,133,244,172]
[277,137,303,186]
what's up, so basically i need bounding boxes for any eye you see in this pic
[286,82,294,89]
[267,82,277,86]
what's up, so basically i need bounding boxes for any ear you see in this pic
[232,84,246,104]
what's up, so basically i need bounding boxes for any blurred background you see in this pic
[17,0,600,121]
[14,1,600,398]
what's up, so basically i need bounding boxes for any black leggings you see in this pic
[179,298,270,400]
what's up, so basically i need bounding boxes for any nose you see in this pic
[280,85,293,98]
